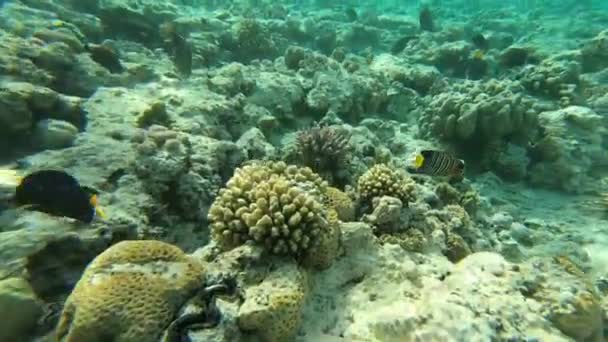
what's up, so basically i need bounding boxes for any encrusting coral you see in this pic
[531,256,604,341]
[323,186,355,222]
[208,161,336,262]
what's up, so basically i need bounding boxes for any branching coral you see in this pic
[207,161,332,259]
[292,123,352,184]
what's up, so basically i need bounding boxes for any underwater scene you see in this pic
[0,0,607,341]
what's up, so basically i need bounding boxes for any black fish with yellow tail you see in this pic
[0,169,106,223]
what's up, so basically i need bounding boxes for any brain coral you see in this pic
[208,161,333,260]
[55,240,205,342]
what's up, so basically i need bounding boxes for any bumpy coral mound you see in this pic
[357,164,415,205]
[517,57,581,106]
[237,262,307,342]
[581,29,608,72]
[55,240,205,342]
[419,79,538,143]
[208,161,332,259]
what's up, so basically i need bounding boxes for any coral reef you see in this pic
[0,81,85,151]
[0,277,43,342]
[134,125,245,223]
[581,29,608,72]
[55,240,206,342]
[323,186,355,222]
[537,256,603,341]
[517,56,582,107]
[0,1,606,342]
[363,195,404,232]
[228,18,278,63]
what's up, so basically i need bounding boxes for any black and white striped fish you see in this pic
[409,150,465,177]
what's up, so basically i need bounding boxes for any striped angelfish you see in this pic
[410,150,465,177]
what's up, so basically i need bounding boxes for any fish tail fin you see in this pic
[89,194,108,221]
[0,169,22,188]
[95,206,108,221]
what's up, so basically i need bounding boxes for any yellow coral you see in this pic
[55,240,205,342]
[208,161,331,259]
[324,186,355,222]
[357,164,415,204]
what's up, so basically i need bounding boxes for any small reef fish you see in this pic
[467,49,488,80]
[160,22,193,78]
[345,7,358,22]
[391,35,418,55]
[472,33,489,51]
[84,43,124,74]
[0,169,106,223]
[419,6,434,32]
[408,150,465,179]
